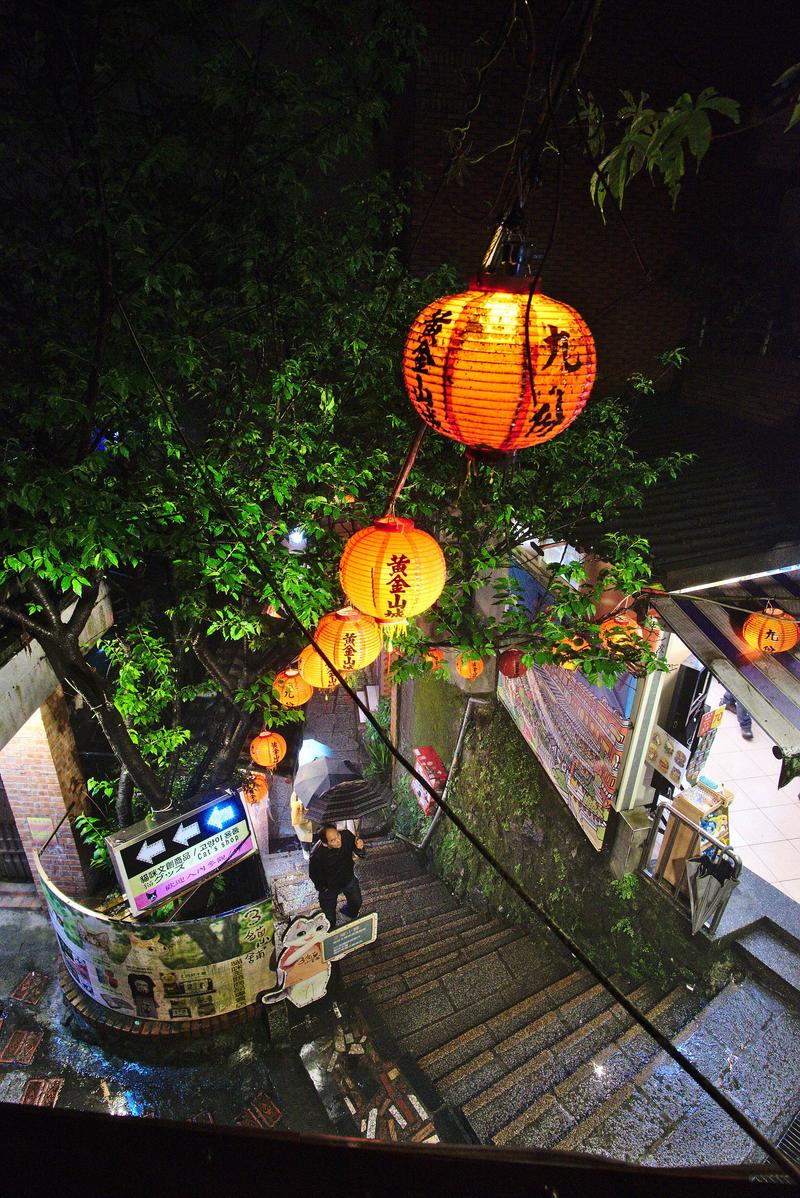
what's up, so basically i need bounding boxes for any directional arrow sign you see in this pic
[107,789,255,915]
[136,838,165,865]
[173,821,200,847]
[206,804,236,831]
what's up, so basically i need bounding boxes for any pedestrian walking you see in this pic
[722,690,753,740]
[308,823,365,929]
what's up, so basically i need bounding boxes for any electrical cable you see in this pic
[117,297,800,1183]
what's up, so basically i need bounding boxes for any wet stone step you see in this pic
[339,913,487,984]
[397,976,545,1060]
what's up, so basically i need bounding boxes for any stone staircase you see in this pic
[342,836,800,1167]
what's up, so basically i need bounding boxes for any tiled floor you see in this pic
[705,681,800,904]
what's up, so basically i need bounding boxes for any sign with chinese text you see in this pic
[106,790,256,916]
[498,662,632,850]
[410,746,447,817]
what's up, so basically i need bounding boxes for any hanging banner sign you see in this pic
[106,790,256,915]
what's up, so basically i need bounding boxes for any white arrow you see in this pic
[136,838,165,865]
[173,821,201,847]
[207,803,235,830]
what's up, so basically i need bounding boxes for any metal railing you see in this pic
[640,798,741,936]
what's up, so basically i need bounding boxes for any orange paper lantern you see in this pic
[297,643,340,693]
[455,654,484,680]
[742,606,800,655]
[599,612,644,655]
[273,666,314,708]
[424,647,446,671]
[498,648,527,678]
[556,635,590,671]
[403,276,596,458]
[314,606,383,673]
[339,516,446,628]
[243,773,269,805]
[250,730,286,770]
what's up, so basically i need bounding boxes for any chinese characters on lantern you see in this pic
[342,630,357,672]
[526,323,579,437]
[385,552,411,620]
[411,308,451,431]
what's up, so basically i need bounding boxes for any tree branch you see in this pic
[66,572,102,638]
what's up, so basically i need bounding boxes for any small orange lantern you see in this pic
[742,605,800,655]
[424,646,446,671]
[455,654,484,680]
[498,648,527,678]
[556,635,590,671]
[403,276,596,458]
[339,515,446,628]
[273,666,314,708]
[250,730,287,770]
[297,643,340,694]
[314,607,382,673]
[243,773,269,805]
[599,612,644,656]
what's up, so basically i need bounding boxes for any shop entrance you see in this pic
[0,776,32,881]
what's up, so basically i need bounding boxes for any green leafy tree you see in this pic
[0,1,690,827]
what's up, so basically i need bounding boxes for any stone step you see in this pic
[491,983,697,1149]
[559,977,800,1165]
[363,924,525,1004]
[362,872,442,904]
[343,899,486,966]
[735,926,800,1003]
[340,909,486,982]
[460,975,643,1141]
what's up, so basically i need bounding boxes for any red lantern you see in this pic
[250,731,287,771]
[455,654,484,680]
[742,606,800,655]
[403,276,596,459]
[273,666,314,708]
[243,773,269,805]
[498,648,527,678]
[339,516,446,629]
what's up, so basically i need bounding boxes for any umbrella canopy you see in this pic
[293,756,360,807]
[305,778,392,824]
[296,738,334,768]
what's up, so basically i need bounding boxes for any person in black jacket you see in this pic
[308,824,365,929]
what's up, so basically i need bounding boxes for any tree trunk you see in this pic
[209,709,254,790]
[115,767,134,827]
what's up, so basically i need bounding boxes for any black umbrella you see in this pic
[305,778,392,824]
[293,757,360,807]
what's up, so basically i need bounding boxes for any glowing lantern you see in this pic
[273,667,313,709]
[339,516,446,629]
[556,635,589,671]
[250,731,286,770]
[742,606,800,655]
[425,647,446,671]
[243,773,269,805]
[314,607,382,673]
[498,648,527,678]
[455,654,484,680]
[403,276,596,458]
[298,643,340,694]
[599,612,644,656]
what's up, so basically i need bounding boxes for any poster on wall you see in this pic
[39,869,275,1021]
[645,724,690,787]
[498,662,632,851]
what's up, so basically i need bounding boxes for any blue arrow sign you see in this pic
[206,803,236,831]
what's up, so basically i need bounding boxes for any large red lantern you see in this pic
[498,648,527,678]
[403,277,596,458]
[314,607,383,673]
[250,731,287,770]
[273,666,314,708]
[339,516,446,629]
[742,606,800,655]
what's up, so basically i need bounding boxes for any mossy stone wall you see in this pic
[425,699,735,995]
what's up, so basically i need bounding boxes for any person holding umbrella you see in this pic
[308,823,366,929]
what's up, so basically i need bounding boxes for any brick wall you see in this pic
[0,687,92,902]
[406,0,796,388]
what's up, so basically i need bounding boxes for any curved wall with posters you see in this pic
[37,860,276,1023]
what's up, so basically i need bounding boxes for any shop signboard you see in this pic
[323,912,378,961]
[106,789,256,915]
[263,910,379,1008]
[645,724,690,787]
[410,746,447,816]
[498,662,632,851]
[37,861,275,1021]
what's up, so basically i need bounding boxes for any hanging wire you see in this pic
[118,298,799,1183]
